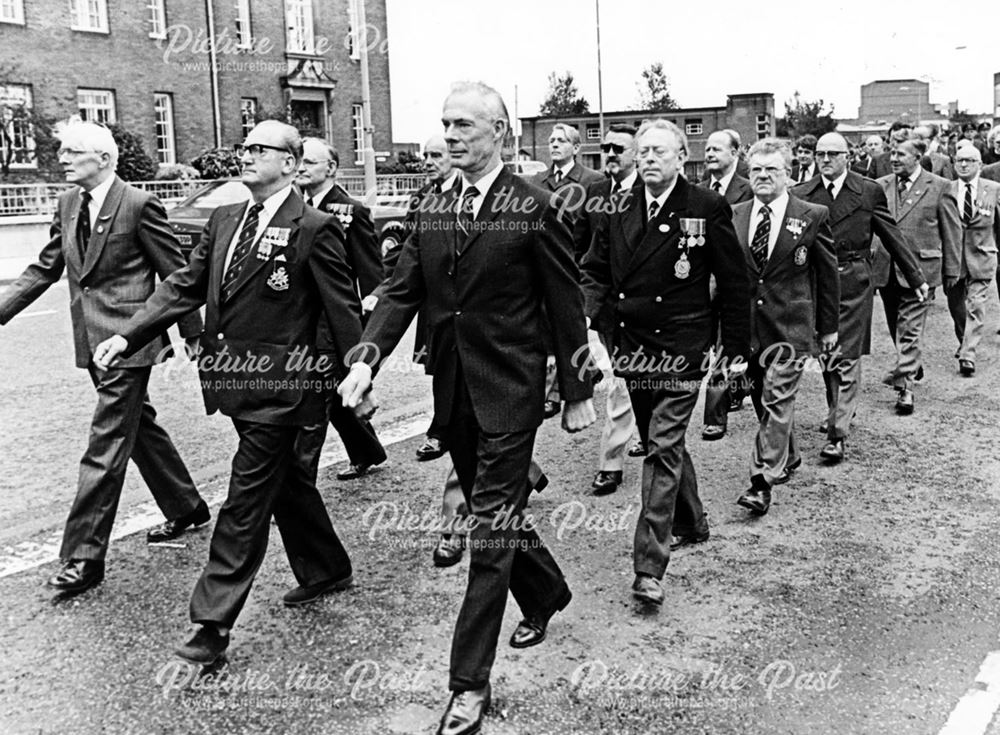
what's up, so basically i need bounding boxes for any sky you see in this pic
[382,0,998,145]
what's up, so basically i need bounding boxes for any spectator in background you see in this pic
[791,134,818,183]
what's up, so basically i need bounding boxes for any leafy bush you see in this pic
[190,147,242,179]
[155,163,200,180]
[107,123,157,181]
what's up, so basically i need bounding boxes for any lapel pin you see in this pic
[96,225,104,234]
[659,224,669,233]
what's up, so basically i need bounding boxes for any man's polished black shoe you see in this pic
[416,435,446,461]
[817,421,829,433]
[147,500,210,543]
[433,535,466,567]
[591,470,622,496]
[632,574,664,605]
[820,439,845,463]
[959,359,975,377]
[701,424,726,441]
[283,572,353,606]
[627,439,646,457]
[895,388,914,415]
[771,456,801,485]
[670,529,709,551]
[510,587,572,648]
[175,624,229,665]
[47,559,105,594]
[336,461,382,480]
[532,472,549,494]
[436,683,491,735]
[728,395,745,412]
[542,400,560,419]
[736,486,771,515]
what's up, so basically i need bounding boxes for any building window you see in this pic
[352,103,364,165]
[285,0,314,54]
[235,0,252,48]
[77,88,116,123]
[0,84,36,169]
[586,124,600,141]
[240,97,257,139]
[153,93,176,164]
[346,0,360,60]
[0,0,25,24]
[756,113,770,140]
[684,119,703,136]
[147,0,165,38]
[70,0,109,33]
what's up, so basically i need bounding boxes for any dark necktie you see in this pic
[827,182,836,200]
[77,191,92,256]
[432,180,443,194]
[897,175,909,201]
[963,183,974,225]
[611,179,621,195]
[800,166,809,183]
[222,202,264,300]
[456,185,479,247]
[712,181,722,194]
[647,200,659,228]
[751,205,771,271]
[554,169,563,185]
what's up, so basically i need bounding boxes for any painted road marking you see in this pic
[939,651,1000,735]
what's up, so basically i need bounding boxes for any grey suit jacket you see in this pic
[699,174,753,205]
[0,176,202,368]
[953,177,1000,280]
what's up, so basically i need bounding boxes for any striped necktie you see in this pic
[751,205,771,271]
[221,203,264,300]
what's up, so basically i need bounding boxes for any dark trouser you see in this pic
[189,419,351,628]
[327,394,387,467]
[627,378,707,579]
[426,412,445,442]
[445,371,568,692]
[62,366,201,561]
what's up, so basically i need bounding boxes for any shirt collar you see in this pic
[308,182,335,205]
[554,161,575,179]
[962,175,980,191]
[644,178,677,212]
[85,174,115,212]
[256,184,293,219]
[461,161,503,197]
[821,170,848,194]
[439,171,460,192]
[613,170,638,191]
[711,166,736,192]
[751,190,789,219]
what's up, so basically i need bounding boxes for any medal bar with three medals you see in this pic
[674,217,705,280]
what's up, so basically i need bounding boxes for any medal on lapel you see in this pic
[785,217,806,241]
[326,203,354,227]
[257,226,291,260]
[679,218,706,248]
[674,252,691,279]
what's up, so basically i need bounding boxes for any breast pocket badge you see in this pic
[266,265,289,291]
[793,245,808,266]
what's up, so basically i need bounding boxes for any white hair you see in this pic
[58,120,119,166]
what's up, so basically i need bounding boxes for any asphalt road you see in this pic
[2,285,1000,734]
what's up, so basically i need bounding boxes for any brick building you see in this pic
[0,0,392,181]
[518,93,775,180]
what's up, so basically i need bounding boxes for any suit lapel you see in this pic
[623,177,688,275]
[765,196,807,274]
[731,202,756,274]
[456,170,508,257]
[81,177,125,279]
[829,173,863,226]
[225,191,304,301]
[211,203,245,298]
[63,190,84,274]
[896,170,930,222]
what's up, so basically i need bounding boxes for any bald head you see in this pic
[422,133,452,182]
[955,141,982,182]
[815,132,849,179]
[865,135,884,155]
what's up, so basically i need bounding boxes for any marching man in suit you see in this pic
[295,137,387,481]
[532,122,605,219]
[733,138,839,515]
[699,129,754,441]
[339,82,595,735]
[793,133,926,462]
[0,121,208,595]
[581,119,750,603]
[94,121,363,665]
[946,142,1000,376]
[874,134,961,413]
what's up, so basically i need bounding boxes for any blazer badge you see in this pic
[793,245,808,266]
[326,203,354,227]
[674,253,691,279]
[785,218,807,240]
[678,218,706,247]
[266,266,290,291]
[257,226,290,260]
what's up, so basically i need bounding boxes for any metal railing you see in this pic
[0,175,426,217]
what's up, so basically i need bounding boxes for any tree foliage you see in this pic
[539,71,590,116]
[636,62,679,112]
[190,147,243,179]
[106,123,157,181]
[776,92,837,139]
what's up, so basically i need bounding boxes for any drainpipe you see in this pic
[205,0,222,147]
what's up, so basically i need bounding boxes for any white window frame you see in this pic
[285,0,314,54]
[352,103,364,165]
[240,97,257,139]
[685,122,703,136]
[147,0,166,39]
[153,93,176,164]
[234,0,252,49]
[347,0,360,61]
[70,0,109,33]
[0,0,25,25]
[0,84,36,169]
[586,124,601,141]
[77,88,116,124]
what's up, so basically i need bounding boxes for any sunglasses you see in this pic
[600,143,627,154]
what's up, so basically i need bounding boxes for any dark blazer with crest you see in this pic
[580,175,751,378]
[732,194,839,362]
[361,167,593,433]
[311,184,383,298]
[119,188,362,426]
[0,176,202,367]
[793,172,923,357]
[874,168,961,289]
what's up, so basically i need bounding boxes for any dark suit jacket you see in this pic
[0,176,202,368]
[790,160,818,184]
[793,172,923,357]
[981,162,1000,183]
[312,184,383,298]
[732,195,839,362]
[120,189,362,426]
[874,168,962,288]
[362,167,593,433]
[850,155,877,179]
[872,152,893,179]
[580,175,751,378]
[698,174,753,205]
[532,161,605,227]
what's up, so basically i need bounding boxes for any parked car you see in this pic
[166,180,410,260]
[504,160,548,178]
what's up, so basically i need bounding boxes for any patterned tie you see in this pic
[77,191,92,256]
[963,183,974,225]
[712,181,722,194]
[751,205,771,271]
[647,200,659,227]
[221,202,264,300]
[456,185,479,248]
[897,175,909,202]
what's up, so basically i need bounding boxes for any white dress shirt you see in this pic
[224,185,293,272]
[749,191,790,258]
[709,167,737,195]
[821,170,848,200]
[460,162,504,219]
[81,174,115,230]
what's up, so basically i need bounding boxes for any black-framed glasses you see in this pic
[234,143,290,158]
[815,151,846,159]
[601,143,627,154]
[57,148,99,157]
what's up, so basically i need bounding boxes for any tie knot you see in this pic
[81,191,92,204]
[711,181,722,193]
[248,203,263,217]
[759,204,771,218]
[648,201,659,218]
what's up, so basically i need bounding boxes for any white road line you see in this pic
[12,309,57,319]
[0,411,432,580]
[939,651,1000,735]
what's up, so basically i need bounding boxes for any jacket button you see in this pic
[83,287,90,293]
[655,296,662,303]
[756,299,763,306]
[217,332,224,340]
[619,321,625,328]
[654,328,661,334]
[619,292,625,299]
[758,278,764,284]
[454,310,462,316]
